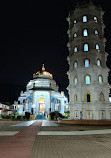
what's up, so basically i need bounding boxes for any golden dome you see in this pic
[34,64,53,78]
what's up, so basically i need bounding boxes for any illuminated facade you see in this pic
[14,65,68,117]
[67,1,110,120]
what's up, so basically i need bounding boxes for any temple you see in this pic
[13,65,69,118]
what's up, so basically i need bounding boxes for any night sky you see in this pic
[0,0,111,103]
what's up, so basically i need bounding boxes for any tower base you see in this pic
[58,120,111,125]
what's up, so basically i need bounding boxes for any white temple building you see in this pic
[14,65,69,118]
[67,0,111,120]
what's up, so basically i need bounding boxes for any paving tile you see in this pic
[0,131,19,136]
[0,120,42,158]
[1,120,111,158]
[30,135,111,158]
[12,120,36,126]
[38,129,111,136]
[30,120,111,158]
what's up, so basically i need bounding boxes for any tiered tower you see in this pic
[67,0,110,120]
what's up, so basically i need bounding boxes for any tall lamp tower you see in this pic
[67,0,110,120]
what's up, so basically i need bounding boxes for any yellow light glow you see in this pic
[38,97,46,102]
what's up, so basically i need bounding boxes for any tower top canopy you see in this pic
[68,0,102,16]
[75,0,102,10]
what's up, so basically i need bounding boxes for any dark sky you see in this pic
[0,0,111,102]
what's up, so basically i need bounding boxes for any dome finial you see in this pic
[42,64,45,71]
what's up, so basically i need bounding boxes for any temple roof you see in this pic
[33,64,53,79]
[30,87,54,91]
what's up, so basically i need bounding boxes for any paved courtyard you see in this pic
[0,120,111,158]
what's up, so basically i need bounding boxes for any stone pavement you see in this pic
[30,134,111,158]
[0,120,42,158]
[30,120,111,158]
[12,120,36,127]
[0,120,26,144]
[1,120,111,158]
[38,129,111,136]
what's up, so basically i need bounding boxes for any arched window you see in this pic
[96,44,100,51]
[83,16,87,22]
[95,30,99,36]
[94,16,98,22]
[98,75,103,83]
[97,59,101,67]
[87,94,91,102]
[85,59,90,67]
[74,20,77,24]
[74,94,78,102]
[74,33,77,38]
[85,92,93,102]
[74,61,78,69]
[83,29,88,36]
[73,77,78,85]
[85,75,91,84]
[74,47,78,53]
[84,44,89,51]
[99,92,105,101]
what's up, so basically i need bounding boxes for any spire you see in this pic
[42,64,45,71]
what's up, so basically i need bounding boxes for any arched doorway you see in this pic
[87,94,91,102]
[38,97,46,115]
